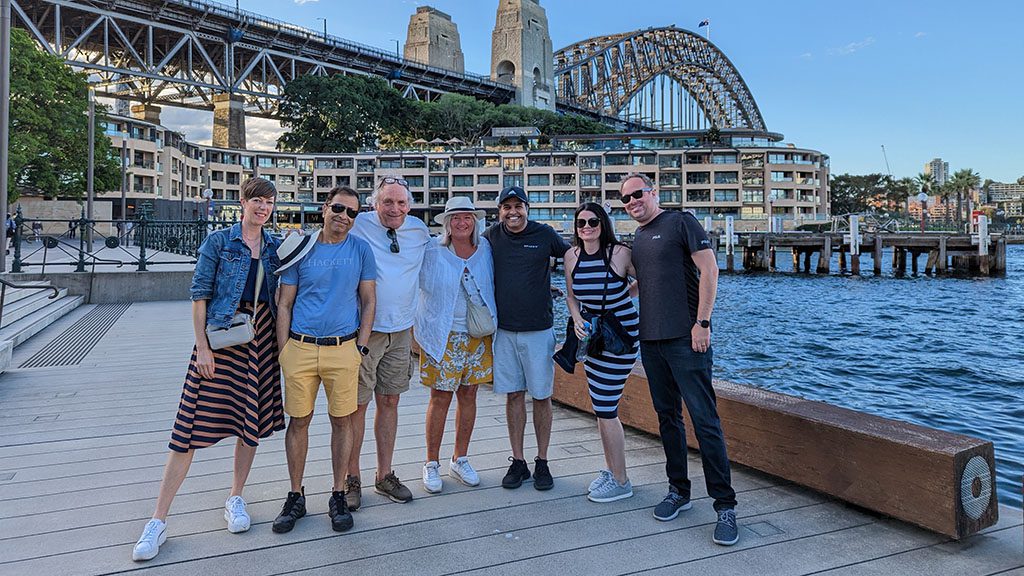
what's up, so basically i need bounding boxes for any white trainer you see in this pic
[224,495,251,533]
[422,461,443,493]
[448,456,480,487]
[132,519,167,561]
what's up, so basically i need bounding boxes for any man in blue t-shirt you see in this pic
[272,186,376,535]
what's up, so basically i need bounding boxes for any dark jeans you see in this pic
[640,338,737,511]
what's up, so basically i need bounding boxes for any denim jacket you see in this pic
[190,223,282,329]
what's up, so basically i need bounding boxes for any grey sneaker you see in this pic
[653,490,692,521]
[713,509,739,546]
[588,469,613,493]
[375,471,414,503]
[345,475,361,511]
[587,478,633,503]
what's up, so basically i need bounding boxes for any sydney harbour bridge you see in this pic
[9,0,767,139]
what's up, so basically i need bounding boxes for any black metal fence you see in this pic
[9,204,235,273]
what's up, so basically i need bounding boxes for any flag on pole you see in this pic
[698,19,710,27]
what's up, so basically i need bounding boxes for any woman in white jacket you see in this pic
[415,197,497,494]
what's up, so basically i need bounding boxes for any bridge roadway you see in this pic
[0,300,1020,575]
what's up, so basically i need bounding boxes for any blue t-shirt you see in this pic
[280,236,377,338]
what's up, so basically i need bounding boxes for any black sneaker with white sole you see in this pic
[653,489,692,521]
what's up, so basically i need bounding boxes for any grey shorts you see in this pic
[492,328,555,400]
[358,328,414,405]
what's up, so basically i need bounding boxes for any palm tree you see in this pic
[950,168,981,231]
[915,172,936,225]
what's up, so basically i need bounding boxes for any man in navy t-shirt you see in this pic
[483,186,569,491]
[623,173,739,546]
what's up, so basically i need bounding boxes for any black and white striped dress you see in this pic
[571,247,639,419]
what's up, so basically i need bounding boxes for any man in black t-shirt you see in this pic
[483,186,570,492]
[623,173,739,547]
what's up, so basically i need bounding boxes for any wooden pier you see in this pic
[714,232,1007,276]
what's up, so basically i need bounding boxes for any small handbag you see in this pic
[205,242,264,350]
[585,249,636,357]
[461,271,496,339]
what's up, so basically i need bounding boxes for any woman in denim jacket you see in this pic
[132,177,285,561]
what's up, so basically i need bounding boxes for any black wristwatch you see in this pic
[696,319,710,329]
[357,344,370,357]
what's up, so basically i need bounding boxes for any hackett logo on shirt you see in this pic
[651,235,662,240]
[523,244,540,248]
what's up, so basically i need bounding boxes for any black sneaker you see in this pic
[712,509,739,546]
[653,489,692,521]
[533,457,553,491]
[501,457,531,489]
[272,488,306,533]
[329,491,354,532]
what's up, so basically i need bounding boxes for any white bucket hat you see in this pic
[433,196,486,225]
[275,229,319,275]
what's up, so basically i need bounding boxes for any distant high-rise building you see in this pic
[404,7,465,73]
[925,158,949,186]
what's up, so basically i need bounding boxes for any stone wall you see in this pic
[12,198,114,236]
[404,6,465,73]
[491,0,554,110]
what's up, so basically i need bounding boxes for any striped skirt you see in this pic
[169,301,285,452]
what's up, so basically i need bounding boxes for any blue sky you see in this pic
[166,0,1024,183]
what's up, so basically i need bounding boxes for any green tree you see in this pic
[277,74,413,153]
[9,28,119,200]
[886,176,916,213]
[949,168,981,230]
[829,173,888,214]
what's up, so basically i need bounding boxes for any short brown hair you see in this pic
[620,172,654,190]
[326,185,360,204]
[241,176,277,201]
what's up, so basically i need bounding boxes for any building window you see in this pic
[769,189,794,200]
[335,175,351,187]
[528,191,550,203]
[503,174,523,188]
[686,172,710,185]
[527,174,550,187]
[379,159,402,169]
[276,158,295,169]
[430,158,449,172]
[453,175,474,187]
[579,156,601,170]
[605,155,628,166]
[659,190,682,204]
[453,157,477,168]
[659,155,682,168]
[429,176,448,189]
[553,174,575,186]
[527,156,551,167]
[771,171,793,182]
[659,173,681,187]
[743,189,764,203]
[714,172,738,184]
[687,189,711,202]
[316,159,335,169]
[503,158,523,171]
[714,190,738,202]
[317,175,333,188]
[478,190,498,202]
[337,158,354,169]
[403,158,425,169]
[278,175,295,186]
[405,175,424,187]
[580,174,601,188]
[357,160,374,172]
[298,159,313,173]
[356,176,374,189]
[712,154,738,164]
[478,174,499,185]
[553,191,576,203]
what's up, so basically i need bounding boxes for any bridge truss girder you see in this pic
[11,0,513,118]
[554,27,767,131]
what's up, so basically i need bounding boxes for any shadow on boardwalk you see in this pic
[0,301,1020,575]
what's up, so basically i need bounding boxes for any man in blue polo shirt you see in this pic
[273,186,376,535]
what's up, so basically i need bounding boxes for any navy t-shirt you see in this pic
[483,220,570,332]
[631,210,713,341]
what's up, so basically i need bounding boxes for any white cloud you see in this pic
[799,52,813,60]
[828,36,876,56]
[293,0,319,4]
[915,31,927,38]
[155,107,283,151]
[245,117,285,151]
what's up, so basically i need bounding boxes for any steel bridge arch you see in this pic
[554,26,767,131]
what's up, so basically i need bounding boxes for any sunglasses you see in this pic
[386,227,400,253]
[575,217,601,229]
[620,188,651,204]
[378,177,409,189]
[327,203,359,218]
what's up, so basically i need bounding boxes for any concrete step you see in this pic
[1,287,66,329]
[2,284,55,307]
[0,294,84,374]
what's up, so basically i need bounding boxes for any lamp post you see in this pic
[316,17,327,42]
[86,86,95,250]
[917,192,928,233]
[0,0,10,272]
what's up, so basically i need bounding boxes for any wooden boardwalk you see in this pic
[0,301,1021,576]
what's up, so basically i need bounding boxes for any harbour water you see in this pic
[553,244,1024,508]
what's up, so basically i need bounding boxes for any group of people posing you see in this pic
[131,173,739,561]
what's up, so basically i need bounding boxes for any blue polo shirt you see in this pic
[280,235,376,338]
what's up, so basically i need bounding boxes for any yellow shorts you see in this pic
[420,332,493,392]
[280,338,361,418]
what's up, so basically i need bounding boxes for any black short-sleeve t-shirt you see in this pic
[483,220,570,332]
[631,210,712,341]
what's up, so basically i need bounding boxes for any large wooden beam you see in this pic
[552,364,998,539]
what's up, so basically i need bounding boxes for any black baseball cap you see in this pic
[497,186,529,206]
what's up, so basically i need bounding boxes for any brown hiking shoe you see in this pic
[345,475,361,511]
[374,471,413,503]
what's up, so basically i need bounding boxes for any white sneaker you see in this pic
[224,495,251,533]
[448,456,480,487]
[422,461,443,493]
[132,519,167,561]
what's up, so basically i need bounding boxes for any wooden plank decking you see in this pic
[0,301,1021,576]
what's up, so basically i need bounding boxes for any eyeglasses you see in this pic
[575,217,601,229]
[620,188,651,204]
[327,203,359,218]
[377,177,409,189]
[386,228,400,253]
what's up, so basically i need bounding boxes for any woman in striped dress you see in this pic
[563,202,640,503]
[132,177,285,561]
